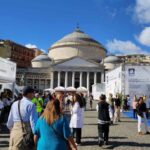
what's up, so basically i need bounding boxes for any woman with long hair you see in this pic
[136,97,150,135]
[34,99,77,150]
[70,94,84,145]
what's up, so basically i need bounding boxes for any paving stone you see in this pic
[0,101,150,150]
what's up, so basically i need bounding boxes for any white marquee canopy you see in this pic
[0,57,16,83]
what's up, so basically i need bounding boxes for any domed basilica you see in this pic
[17,28,107,92]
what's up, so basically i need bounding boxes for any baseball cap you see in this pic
[23,86,34,95]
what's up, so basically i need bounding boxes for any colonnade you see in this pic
[50,71,104,91]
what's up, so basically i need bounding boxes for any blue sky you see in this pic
[0,0,150,55]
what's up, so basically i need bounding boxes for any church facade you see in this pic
[16,28,107,92]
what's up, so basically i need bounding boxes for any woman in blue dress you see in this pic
[34,99,77,150]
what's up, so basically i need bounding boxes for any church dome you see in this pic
[32,53,53,68]
[104,55,121,63]
[48,28,107,62]
[32,53,52,62]
[103,55,122,70]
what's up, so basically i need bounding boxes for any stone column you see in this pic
[57,71,61,87]
[72,72,75,87]
[45,79,47,89]
[94,72,97,85]
[65,72,68,88]
[101,72,104,83]
[32,79,34,89]
[79,72,83,87]
[50,71,54,89]
[86,72,90,91]
[39,79,40,91]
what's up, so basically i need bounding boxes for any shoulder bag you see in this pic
[18,100,34,148]
[51,121,72,150]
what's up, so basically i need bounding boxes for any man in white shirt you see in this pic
[7,86,38,150]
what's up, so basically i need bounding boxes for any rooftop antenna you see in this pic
[76,22,80,31]
[75,22,80,56]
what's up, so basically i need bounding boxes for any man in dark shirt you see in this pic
[96,94,110,146]
[114,94,121,123]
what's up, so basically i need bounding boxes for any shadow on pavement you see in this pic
[82,136,127,140]
[106,141,150,149]
[0,141,9,148]
[82,136,97,139]
[81,140,98,146]
[120,120,137,123]
[84,123,97,126]
[0,125,10,148]
[0,125,10,134]
[85,116,97,119]
[85,109,96,111]
[109,136,127,139]
[0,135,10,138]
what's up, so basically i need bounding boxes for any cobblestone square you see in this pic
[0,105,150,150]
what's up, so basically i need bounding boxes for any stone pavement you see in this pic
[0,125,9,150]
[0,106,150,150]
[78,109,150,150]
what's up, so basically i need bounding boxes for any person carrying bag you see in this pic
[51,121,72,150]
[7,86,38,150]
[18,100,35,149]
[34,99,77,150]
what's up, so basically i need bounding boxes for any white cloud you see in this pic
[134,0,150,24]
[106,39,149,54]
[25,43,37,49]
[25,44,46,52]
[137,27,150,46]
[41,49,46,52]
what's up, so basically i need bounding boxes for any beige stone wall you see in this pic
[49,45,106,61]
[0,44,11,58]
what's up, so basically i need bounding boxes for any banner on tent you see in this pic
[0,57,16,83]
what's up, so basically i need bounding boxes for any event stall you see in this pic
[0,57,16,95]
[105,64,150,101]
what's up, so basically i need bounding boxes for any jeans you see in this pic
[133,109,137,118]
[98,124,109,142]
[137,113,148,132]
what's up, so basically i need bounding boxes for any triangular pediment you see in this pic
[54,57,99,68]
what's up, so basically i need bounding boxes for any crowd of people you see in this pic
[0,86,149,149]
[0,90,14,128]
[5,86,91,150]
[96,93,150,147]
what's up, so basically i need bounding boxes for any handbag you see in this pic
[18,100,34,148]
[51,122,72,150]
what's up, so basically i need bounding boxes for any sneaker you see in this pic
[98,140,103,147]
[104,141,109,145]
[146,131,150,134]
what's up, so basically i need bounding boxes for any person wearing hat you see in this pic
[7,86,38,150]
